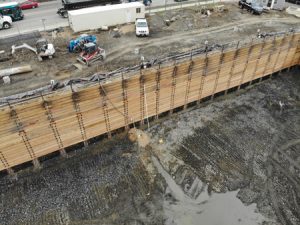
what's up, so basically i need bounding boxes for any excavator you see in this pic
[11,39,55,61]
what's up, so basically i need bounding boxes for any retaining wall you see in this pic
[0,33,300,172]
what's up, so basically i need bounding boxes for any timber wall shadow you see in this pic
[0,33,300,172]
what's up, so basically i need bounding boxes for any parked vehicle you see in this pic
[0,2,24,21]
[20,0,39,10]
[286,0,300,4]
[68,34,97,53]
[0,14,12,29]
[238,0,263,15]
[128,0,151,5]
[77,42,106,66]
[136,18,149,37]
[68,2,145,32]
[57,0,121,18]
[143,0,152,6]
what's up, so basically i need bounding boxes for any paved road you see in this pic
[1,1,68,37]
[0,0,220,37]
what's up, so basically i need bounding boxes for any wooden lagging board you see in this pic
[0,34,299,172]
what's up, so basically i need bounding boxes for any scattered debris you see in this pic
[0,51,11,62]
[2,76,11,85]
[100,25,109,31]
[0,65,32,78]
[128,128,150,148]
[73,63,84,71]
[111,29,121,38]
[134,48,139,54]
[286,6,300,18]
[170,17,177,22]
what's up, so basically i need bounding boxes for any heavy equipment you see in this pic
[57,0,121,18]
[77,42,106,66]
[11,38,55,61]
[36,39,55,61]
[135,18,149,37]
[238,0,263,15]
[68,34,97,53]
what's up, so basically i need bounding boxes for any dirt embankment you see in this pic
[0,3,299,97]
[0,69,299,225]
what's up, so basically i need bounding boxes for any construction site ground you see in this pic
[0,2,299,97]
[0,2,300,225]
[0,68,299,225]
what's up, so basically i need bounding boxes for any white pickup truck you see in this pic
[0,14,12,29]
[135,18,149,37]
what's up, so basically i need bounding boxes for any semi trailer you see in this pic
[68,2,145,32]
[57,0,121,18]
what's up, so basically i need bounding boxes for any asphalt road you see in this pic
[1,1,67,37]
[0,0,215,37]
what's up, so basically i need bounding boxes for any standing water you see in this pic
[152,156,267,225]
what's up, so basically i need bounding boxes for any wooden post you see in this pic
[0,151,14,175]
[225,41,240,95]
[32,158,41,169]
[260,36,276,83]
[6,168,15,176]
[249,38,266,85]
[297,38,300,66]
[7,101,40,169]
[41,94,65,156]
[139,72,145,126]
[238,38,254,90]
[121,74,129,130]
[197,43,209,104]
[270,34,286,78]
[59,149,67,157]
[211,45,225,100]
[184,60,194,109]
[99,85,112,139]
[280,32,296,74]
[71,88,88,147]
[155,69,161,119]
[169,64,178,115]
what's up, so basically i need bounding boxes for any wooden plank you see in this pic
[0,34,299,171]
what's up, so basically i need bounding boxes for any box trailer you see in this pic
[57,0,121,18]
[68,2,145,32]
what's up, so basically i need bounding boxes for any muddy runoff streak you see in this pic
[152,156,267,225]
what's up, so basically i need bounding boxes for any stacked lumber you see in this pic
[0,33,299,172]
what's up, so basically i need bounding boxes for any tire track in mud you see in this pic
[266,105,300,225]
[106,17,299,63]
[163,73,300,224]
[175,118,251,184]
[0,135,165,225]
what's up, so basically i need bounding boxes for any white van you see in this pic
[0,14,12,29]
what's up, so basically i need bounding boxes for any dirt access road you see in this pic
[0,3,299,97]
[0,69,299,225]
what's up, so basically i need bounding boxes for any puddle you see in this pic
[152,156,267,225]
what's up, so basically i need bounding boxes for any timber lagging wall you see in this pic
[0,34,300,172]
